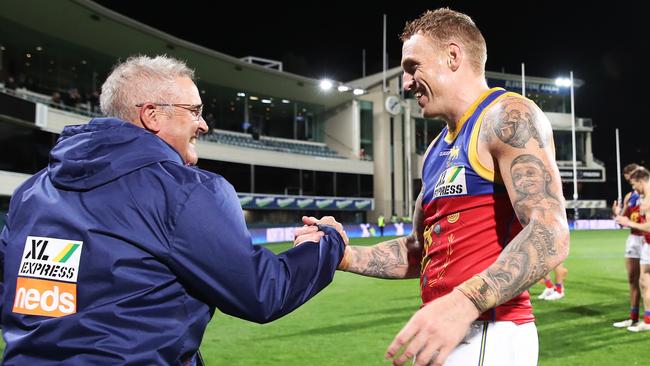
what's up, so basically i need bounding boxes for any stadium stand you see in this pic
[202,129,343,158]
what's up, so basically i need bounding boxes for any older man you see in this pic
[1,55,347,365]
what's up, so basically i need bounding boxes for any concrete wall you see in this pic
[39,104,89,134]
[0,170,31,196]
[323,101,359,159]
[364,76,410,221]
[196,140,373,175]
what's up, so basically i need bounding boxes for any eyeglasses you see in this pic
[136,103,203,121]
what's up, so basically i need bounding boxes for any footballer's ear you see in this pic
[138,103,162,133]
[447,42,462,72]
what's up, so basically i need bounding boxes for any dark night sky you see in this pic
[94,0,649,198]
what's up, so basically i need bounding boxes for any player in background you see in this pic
[611,163,643,327]
[615,167,650,332]
[537,264,568,301]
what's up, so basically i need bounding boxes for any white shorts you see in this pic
[442,321,538,366]
[641,243,650,265]
[626,234,644,259]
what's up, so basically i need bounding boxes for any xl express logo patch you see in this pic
[433,166,467,198]
[13,236,83,318]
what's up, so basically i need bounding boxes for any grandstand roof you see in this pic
[0,0,358,108]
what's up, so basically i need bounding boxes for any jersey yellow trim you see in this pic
[444,87,504,144]
[424,131,442,160]
[468,91,523,183]
[419,131,443,210]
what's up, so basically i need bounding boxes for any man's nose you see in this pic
[198,116,209,134]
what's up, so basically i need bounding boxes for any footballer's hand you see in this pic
[612,200,621,216]
[302,216,349,245]
[615,215,631,227]
[293,225,325,246]
[385,289,479,366]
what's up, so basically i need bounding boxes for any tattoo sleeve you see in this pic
[341,193,425,279]
[457,220,560,312]
[343,238,415,279]
[457,98,569,313]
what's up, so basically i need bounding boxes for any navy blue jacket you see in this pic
[0,118,344,365]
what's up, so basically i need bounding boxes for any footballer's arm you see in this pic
[301,192,425,279]
[338,192,425,279]
[616,215,650,233]
[456,96,570,311]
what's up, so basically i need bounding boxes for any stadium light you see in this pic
[237,92,246,97]
[261,99,271,104]
[337,85,350,92]
[281,99,290,104]
[319,79,333,91]
[353,88,365,96]
[555,77,572,87]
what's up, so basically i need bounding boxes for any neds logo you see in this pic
[13,277,76,317]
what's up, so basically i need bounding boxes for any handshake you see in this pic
[293,216,349,247]
[293,216,351,270]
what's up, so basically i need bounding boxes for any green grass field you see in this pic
[2,230,649,364]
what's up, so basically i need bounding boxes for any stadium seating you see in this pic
[1,87,347,160]
[202,130,344,159]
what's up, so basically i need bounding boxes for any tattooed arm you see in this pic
[337,192,425,279]
[457,96,570,312]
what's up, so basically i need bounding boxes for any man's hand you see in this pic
[615,215,631,227]
[301,216,350,245]
[385,289,480,366]
[293,225,325,246]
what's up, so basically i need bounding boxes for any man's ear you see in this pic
[447,43,462,72]
[139,103,162,133]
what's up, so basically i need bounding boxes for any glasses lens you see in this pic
[195,105,203,120]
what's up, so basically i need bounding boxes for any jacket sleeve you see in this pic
[1,213,10,318]
[166,177,345,323]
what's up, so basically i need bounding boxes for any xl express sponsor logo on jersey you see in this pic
[433,166,467,198]
[13,236,83,318]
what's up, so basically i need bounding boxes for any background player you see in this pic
[612,163,643,327]
[615,167,650,332]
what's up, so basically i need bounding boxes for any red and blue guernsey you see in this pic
[626,191,643,236]
[420,87,534,324]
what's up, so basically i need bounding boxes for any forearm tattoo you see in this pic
[483,221,556,304]
[489,98,546,149]
[456,275,498,313]
[458,221,557,312]
[457,140,566,311]
[345,239,411,279]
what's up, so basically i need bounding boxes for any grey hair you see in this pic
[99,55,195,122]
